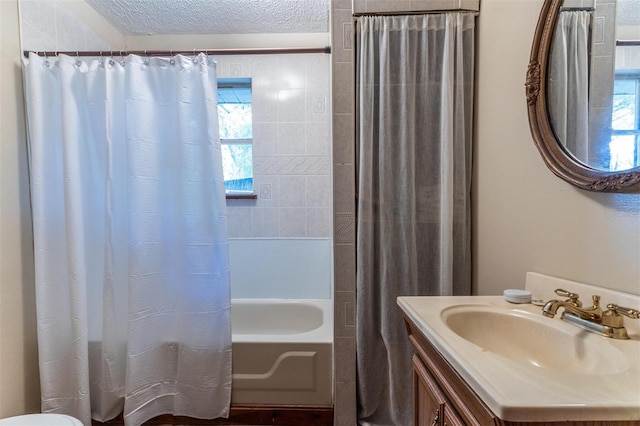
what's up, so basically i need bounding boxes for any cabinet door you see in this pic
[443,405,466,426]
[413,354,446,426]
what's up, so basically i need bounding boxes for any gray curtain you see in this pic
[548,10,592,163]
[355,13,475,426]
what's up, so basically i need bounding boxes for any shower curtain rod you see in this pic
[23,46,331,58]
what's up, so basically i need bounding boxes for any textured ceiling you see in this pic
[84,0,330,36]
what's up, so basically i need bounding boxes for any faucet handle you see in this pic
[602,304,640,329]
[607,304,640,319]
[554,288,582,307]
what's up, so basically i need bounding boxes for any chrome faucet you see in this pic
[542,289,639,339]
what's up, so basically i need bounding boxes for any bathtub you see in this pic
[231,299,333,406]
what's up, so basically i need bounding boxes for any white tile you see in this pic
[279,175,305,207]
[254,175,279,208]
[250,54,305,90]
[259,183,272,200]
[274,55,306,89]
[250,55,282,88]
[306,175,331,208]
[252,87,279,123]
[212,55,251,78]
[251,208,279,237]
[306,89,331,122]
[279,207,306,237]
[254,155,331,175]
[277,123,306,155]
[307,208,332,237]
[226,206,253,238]
[278,88,306,122]
[306,54,331,90]
[306,122,331,156]
[252,122,278,156]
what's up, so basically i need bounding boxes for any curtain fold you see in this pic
[355,13,475,426]
[23,53,232,426]
[548,10,592,163]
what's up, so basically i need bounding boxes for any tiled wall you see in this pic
[331,1,357,425]
[217,54,333,239]
[19,0,112,52]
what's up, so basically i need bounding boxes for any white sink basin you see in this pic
[397,290,640,423]
[441,304,628,375]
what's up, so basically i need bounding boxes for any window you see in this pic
[610,72,640,171]
[217,78,254,195]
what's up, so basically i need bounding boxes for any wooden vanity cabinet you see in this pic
[406,317,496,426]
[413,354,465,426]
[403,315,640,426]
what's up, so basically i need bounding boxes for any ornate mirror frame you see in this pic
[526,0,640,192]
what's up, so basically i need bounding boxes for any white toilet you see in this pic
[0,414,83,425]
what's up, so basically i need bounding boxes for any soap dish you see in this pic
[503,289,532,304]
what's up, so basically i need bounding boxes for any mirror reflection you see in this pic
[548,0,640,172]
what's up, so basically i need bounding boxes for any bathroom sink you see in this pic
[398,281,640,422]
[441,304,628,375]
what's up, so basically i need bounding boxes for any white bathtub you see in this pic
[231,299,333,406]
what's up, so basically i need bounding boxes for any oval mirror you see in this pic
[526,0,640,192]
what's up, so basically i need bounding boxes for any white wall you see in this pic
[0,0,40,417]
[473,0,640,296]
[124,33,329,51]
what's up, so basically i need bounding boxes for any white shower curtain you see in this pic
[355,13,475,426]
[23,53,232,426]
[548,10,592,162]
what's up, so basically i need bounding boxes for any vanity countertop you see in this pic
[398,275,640,422]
